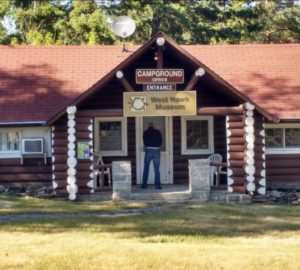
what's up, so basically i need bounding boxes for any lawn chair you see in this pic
[209,154,227,186]
[93,152,111,188]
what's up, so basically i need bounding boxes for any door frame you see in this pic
[135,116,173,184]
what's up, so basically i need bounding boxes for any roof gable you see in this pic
[49,32,273,124]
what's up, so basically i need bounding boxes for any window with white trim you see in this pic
[95,117,128,156]
[0,127,51,159]
[0,132,21,152]
[265,124,300,154]
[181,116,214,155]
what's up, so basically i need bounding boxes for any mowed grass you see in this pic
[0,196,299,270]
[0,194,149,214]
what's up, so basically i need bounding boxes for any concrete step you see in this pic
[129,190,192,201]
[210,190,251,203]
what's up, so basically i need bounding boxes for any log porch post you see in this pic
[87,118,95,193]
[254,113,266,195]
[244,102,256,194]
[226,111,246,193]
[66,106,78,200]
[51,126,57,194]
[226,103,267,195]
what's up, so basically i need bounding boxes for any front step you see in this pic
[210,190,251,203]
[129,190,192,201]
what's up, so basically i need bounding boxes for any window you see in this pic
[266,124,300,154]
[0,132,21,152]
[95,117,127,156]
[181,116,214,155]
[0,127,50,159]
[265,129,284,148]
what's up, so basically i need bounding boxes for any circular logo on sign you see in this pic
[129,96,147,112]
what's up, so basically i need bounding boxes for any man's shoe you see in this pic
[141,184,147,189]
[155,186,162,189]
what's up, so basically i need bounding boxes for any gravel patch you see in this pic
[0,201,16,208]
[0,207,168,223]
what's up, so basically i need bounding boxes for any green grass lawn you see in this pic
[0,195,299,270]
[0,194,149,214]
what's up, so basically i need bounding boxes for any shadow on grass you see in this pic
[0,203,299,239]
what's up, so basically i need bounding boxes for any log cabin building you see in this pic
[0,32,299,200]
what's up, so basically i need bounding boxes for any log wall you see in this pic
[52,115,68,196]
[0,158,51,186]
[226,113,246,193]
[252,112,266,194]
[95,117,137,185]
[74,112,94,195]
[266,154,300,189]
[75,111,137,194]
[173,116,227,184]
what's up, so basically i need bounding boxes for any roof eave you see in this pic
[47,33,166,125]
[162,35,275,121]
[47,31,275,124]
[0,121,47,127]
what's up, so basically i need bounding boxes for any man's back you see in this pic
[143,127,162,148]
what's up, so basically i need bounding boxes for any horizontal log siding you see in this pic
[266,154,300,189]
[253,113,266,194]
[98,117,137,185]
[52,115,68,196]
[75,113,93,195]
[0,158,52,186]
[173,116,227,184]
[76,111,137,193]
[227,114,246,193]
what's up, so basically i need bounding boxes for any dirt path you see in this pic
[0,207,168,223]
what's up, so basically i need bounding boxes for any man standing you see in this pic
[142,122,162,189]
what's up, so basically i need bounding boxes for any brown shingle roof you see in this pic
[0,42,299,124]
[183,44,300,119]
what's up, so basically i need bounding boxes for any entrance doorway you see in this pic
[136,116,173,184]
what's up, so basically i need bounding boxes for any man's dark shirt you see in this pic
[143,127,162,148]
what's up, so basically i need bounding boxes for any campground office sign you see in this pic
[124,68,196,116]
[136,69,184,84]
[123,91,197,117]
[136,68,184,91]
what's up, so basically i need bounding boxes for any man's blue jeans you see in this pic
[142,148,161,187]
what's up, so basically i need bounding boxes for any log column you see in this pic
[244,102,256,194]
[51,126,58,194]
[52,116,68,196]
[66,106,78,200]
[253,113,266,195]
[87,118,94,193]
[226,113,246,193]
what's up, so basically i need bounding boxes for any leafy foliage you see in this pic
[0,0,299,44]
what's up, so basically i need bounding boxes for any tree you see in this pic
[0,0,299,45]
[0,0,115,45]
[246,1,300,43]
[0,0,65,44]
[107,0,193,44]
[54,0,115,45]
[0,0,12,44]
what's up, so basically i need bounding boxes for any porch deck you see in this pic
[78,184,239,202]
[130,184,191,201]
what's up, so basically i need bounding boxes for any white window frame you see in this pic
[94,117,128,157]
[0,129,22,158]
[181,116,214,155]
[265,123,300,154]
